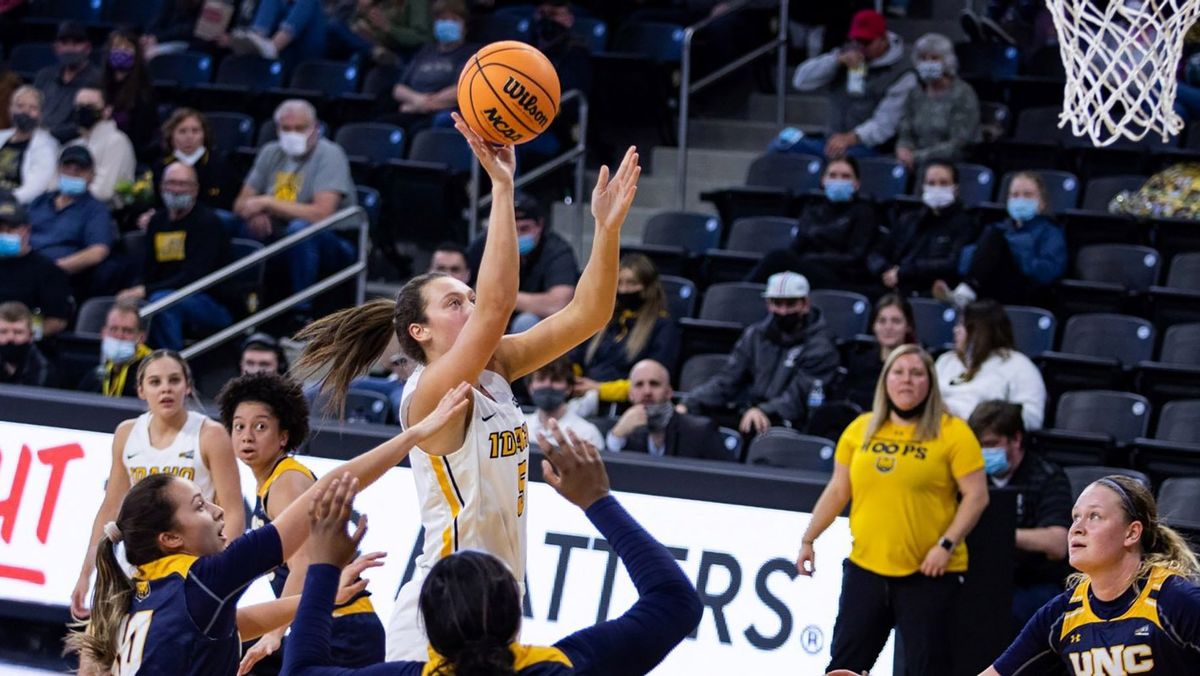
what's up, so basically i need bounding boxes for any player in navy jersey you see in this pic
[983,475,1200,676]
[282,420,703,676]
[64,382,473,676]
[216,372,387,674]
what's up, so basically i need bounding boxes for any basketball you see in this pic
[456,41,561,145]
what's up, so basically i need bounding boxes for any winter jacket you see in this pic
[571,310,680,402]
[959,215,1067,287]
[792,196,879,273]
[867,201,979,291]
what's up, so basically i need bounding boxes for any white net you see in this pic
[1048,0,1200,146]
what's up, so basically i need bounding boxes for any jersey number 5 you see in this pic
[116,610,154,675]
[517,460,528,517]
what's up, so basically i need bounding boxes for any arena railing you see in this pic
[138,206,368,361]
[676,0,790,209]
[467,89,588,242]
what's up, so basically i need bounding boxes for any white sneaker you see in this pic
[951,282,978,309]
[229,29,278,60]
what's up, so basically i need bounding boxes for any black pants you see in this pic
[827,559,962,674]
[963,227,1035,305]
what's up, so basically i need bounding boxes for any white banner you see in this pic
[0,420,893,674]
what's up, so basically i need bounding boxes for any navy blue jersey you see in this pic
[994,566,1200,675]
[251,457,317,598]
[117,525,282,675]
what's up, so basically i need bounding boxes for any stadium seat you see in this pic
[586,415,618,438]
[703,216,798,283]
[1151,216,1200,261]
[978,101,1010,142]
[1134,325,1200,411]
[1155,400,1200,444]
[356,186,381,233]
[809,290,870,343]
[1160,323,1200,365]
[660,275,697,320]
[804,400,862,439]
[745,429,836,473]
[1063,465,1150,501]
[700,154,821,225]
[469,13,533,43]
[1081,175,1146,212]
[1034,390,1149,467]
[1150,253,1200,327]
[345,389,391,424]
[678,282,766,361]
[907,298,957,349]
[110,0,162,29]
[376,159,467,249]
[612,21,684,62]
[1058,210,1143,253]
[999,170,1080,212]
[572,16,609,52]
[335,123,406,167]
[75,296,115,336]
[204,112,255,156]
[856,157,909,202]
[1058,244,1161,315]
[621,211,721,277]
[493,4,535,18]
[956,42,1019,79]
[678,353,728,393]
[1158,478,1200,530]
[27,0,104,23]
[746,153,824,192]
[955,163,996,208]
[985,106,1063,174]
[1039,313,1155,400]
[717,426,742,461]
[8,43,56,80]
[149,52,214,88]
[214,55,285,91]
[1004,305,1057,357]
[288,60,360,97]
[408,128,473,174]
[361,64,402,97]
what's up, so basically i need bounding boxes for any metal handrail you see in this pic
[468,89,589,245]
[139,206,369,360]
[676,0,790,209]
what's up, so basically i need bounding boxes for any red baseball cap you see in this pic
[848,10,887,42]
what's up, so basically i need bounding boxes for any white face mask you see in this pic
[278,131,310,157]
[173,147,206,166]
[922,185,956,209]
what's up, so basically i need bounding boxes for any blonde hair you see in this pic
[584,253,667,364]
[864,344,948,443]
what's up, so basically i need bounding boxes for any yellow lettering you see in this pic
[516,460,528,517]
[489,431,500,459]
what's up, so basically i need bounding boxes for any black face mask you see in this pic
[771,311,802,333]
[12,113,36,133]
[615,291,643,312]
[534,18,570,50]
[890,398,928,420]
[530,386,568,413]
[74,105,100,130]
[0,341,31,366]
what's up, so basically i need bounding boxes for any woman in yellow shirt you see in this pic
[796,343,990,674]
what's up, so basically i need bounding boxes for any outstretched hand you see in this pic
[537,418,610,510]
[308,474,367,567]
[591,145,640,235]
[452,112,516,187]
[335,551,386,604]
[408,381,472,442]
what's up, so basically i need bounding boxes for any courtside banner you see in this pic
[0,421,894,674]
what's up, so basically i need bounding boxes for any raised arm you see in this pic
[494,146,641,381]
[71,420,133,619]
[200,420,245,538]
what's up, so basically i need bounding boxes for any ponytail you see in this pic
[292,299,399,417]
[1141,522,1200,581]
[64,537,134,668]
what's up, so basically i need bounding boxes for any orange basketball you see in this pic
[457,41,561,145]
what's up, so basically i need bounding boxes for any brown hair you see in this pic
[967,400,1025,440]
[870,293,916,345]
[109,298,144,332]
[957,300,1015,382]
[584,253,667,364]
[160,107,211,154]
[432,0,469,21]
[0,300,31,324]
[528,355,574,387]
[865,344,948,443]
[293,273,448,415]
[1067,475,1200,588]
[135,349,203,407]
[1008,170,1050,214]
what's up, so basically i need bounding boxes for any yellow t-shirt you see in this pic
[835,412,984,577]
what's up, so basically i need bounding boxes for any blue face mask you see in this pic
[1007,197,1039,222]
[517,234,537,255]
[982,447,1010,477]
[434,19,463,44]
[824,179,855,202]
[0,232,20,257]
[59,174,87,196]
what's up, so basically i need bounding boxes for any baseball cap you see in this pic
[0,190,27,225]
[847,10,887,42]
[56,20,88,42]
[762,272,811,299]
[514,192,542,221]
[59,145,95,169]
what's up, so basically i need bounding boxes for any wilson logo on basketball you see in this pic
[501,77,550,127]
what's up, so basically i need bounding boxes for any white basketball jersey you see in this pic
[123,411,213,499]
[400,366,530,581]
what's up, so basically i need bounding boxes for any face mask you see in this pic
[57,50,86,67]
[1007,197,1039,222]
[771,311,802,333]
[517,234,537,255]
[0,341,30,365]
[0,232,20,257]
[890,397,927,420]
[922,185,955,210]
[101,336,137,363]
[530,386,567,413]
[982,447,1010,477]
[644,401,674,432]
[824,179,855,202]
[173,147,206,166]
[916,60,944,81]
[12,113,37,133]
[434,19,463,44]
[74,105,100,130]
[59,174,88,196]
[278,131,310,157]
[161,191,195,212]
[615,291,643,312]
[108,49,135,71]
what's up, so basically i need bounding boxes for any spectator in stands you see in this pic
[936,170,1067,307]
[240,332,288,375]
[151,108,236,212]
[571,253,678,405]
[525,356,604,450]
[230,0,328,74]
[66,87,136,204]
[607,359,730,461]
[894,33,981,169]
[381,0,477,135]
[326,0,432,64]
[685,272,840,434]
[968,400,1072,635]
[746,157,879,288]
[234,99,357,319]
[101,28,157,158]
[770,10,917,159]
[428,240,471,283]
[0,86,60,205]
[0,191,71,337]
[466,192,578,333]
[29,146,116,292]
[0,301,54,386]
[866,160,979,296]
[843,293,915,409]
[115,163,233,352]
[78,299,152,397]
[533,0,592,96]
[935,299,1046,431]
[797,344,988,675]
[34,21,102,143]
[141,0,205,56]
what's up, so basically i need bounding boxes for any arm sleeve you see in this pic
[947,418,985,478]
[1007,354,1047,431]
[1018,222,1068,286]
[605,429,627,452]
[82,201,115,248]
[791,51,840,91]
[853,72,918,148]
[88,135,136,203]
[912,85,981,164]
[244,148,273,195]
[15,135,59,204]
[554,496,702,674]
[185,524,284,633]
[144,213,228,294]
[596,379,630,403]
[313,148,355,202]
[991,596,1065,676]
[1159,576,1200,650]
[834,417,862,466]
[894,88,917,150]
[687,328,754,408]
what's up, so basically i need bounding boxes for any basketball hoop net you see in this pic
[1048,0,1200,146]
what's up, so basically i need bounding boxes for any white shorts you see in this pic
[385,572,429,661]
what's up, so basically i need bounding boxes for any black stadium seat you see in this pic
[809,290,870,343]
[1004,305,1057,357]
[1033,390,1149,467]
[1134,323,1200,411]
[678,282,765,362]
[335,123,406,180]
[679,353,728,393]
[74,296,116,337]
[149,51,214,88]
[1158,478,1200,531]
[214,55,285,91]
[660,275,697,320]
[955,163,996,207]
[717,426,743,461]
[700,153,821,225]
[612,21,684,62]
[288,60,361,98]
[1038,313,1155,399]
[621,211,721,277]
[704,216,798,283]
[408,128,473,174]
[1150,253,1200,327]
[856,157,909,202]
[204,112,255,156]
[8,43,56,80]
[745,429,836,473]
[1063,466,1151,501]
[1155,400,1200,444]
[907,298,957,349]
[1081,175,1146,212]
[1058,244,1162,315]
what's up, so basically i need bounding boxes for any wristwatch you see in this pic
[938,536,955,552]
